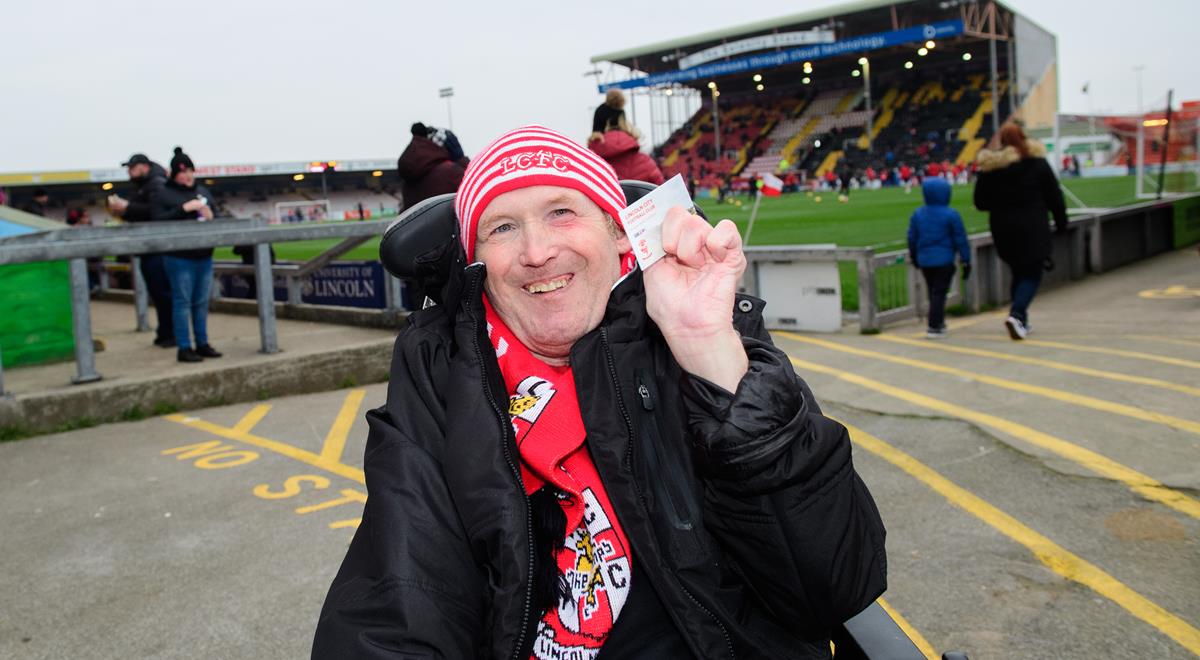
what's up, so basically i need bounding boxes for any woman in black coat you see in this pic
[973,123,1067,340]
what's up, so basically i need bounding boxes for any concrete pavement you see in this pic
[0,248,1197,658]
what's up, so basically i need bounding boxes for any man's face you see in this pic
[475,186,630,363]
[128,163,149,180]
[175,168,195,187]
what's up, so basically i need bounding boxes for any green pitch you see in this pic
[213,175,1194,311]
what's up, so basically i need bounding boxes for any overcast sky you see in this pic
[1,0,1195,172]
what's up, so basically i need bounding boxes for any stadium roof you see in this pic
[591,0,899,64]
[590,0,1040,83]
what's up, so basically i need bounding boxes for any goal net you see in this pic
[273,199,332,224]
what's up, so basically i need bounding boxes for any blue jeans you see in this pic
[1009,266,1043,324]
[163,255,213,350]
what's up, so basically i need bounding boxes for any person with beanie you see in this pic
[313,125,886,658]
[151,147,222,362]
[397,122,467,211]
[908,177,972,338]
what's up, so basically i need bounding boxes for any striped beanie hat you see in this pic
[455,125,626,262]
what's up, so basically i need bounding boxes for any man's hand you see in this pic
[643,207,748,393]
[197,205,214,221]
[108,195,129,214]
[182,199,206,213]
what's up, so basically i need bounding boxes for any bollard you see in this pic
[68,258,102,384]
[255,243,279,354]
[132,256,150,332]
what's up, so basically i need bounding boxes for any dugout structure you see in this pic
[0,206,74,370]
[591,0,1059,177]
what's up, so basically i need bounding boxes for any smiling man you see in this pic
[312,126,886,659]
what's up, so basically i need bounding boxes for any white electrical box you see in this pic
[756,255,843,332]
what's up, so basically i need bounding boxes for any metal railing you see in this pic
[740,195,1190,332]
[0,194,1191,392]
[0,218,396,390]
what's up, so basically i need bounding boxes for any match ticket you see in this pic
[619,174,694,270]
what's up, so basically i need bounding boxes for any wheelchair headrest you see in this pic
[379,180,705,302]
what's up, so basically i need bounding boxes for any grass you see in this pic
[211,175,1196,310]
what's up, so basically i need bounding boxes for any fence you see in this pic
[740,194,1191,332]
[0,194,1193,392]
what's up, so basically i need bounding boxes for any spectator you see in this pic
[152,147,222,362]
[397,123,466,211]
[974,123,1068,340]
[312,125,886,657]
[109,153,175,348]
[21,188,50,217]
[587,125,664,185]
[592,88,628,137]
[908,178,971,338]
[421,123,468,165]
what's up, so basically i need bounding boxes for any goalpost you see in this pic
[273,199,332,225]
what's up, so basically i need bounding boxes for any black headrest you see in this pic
[379,180,705,303]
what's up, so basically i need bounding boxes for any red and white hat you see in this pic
[455,125,627,262]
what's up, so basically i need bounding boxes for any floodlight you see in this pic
[852,70,860,77]
[101,182,113,190]
[372,170,383,177]
[707,81,717,89]
[858,57,868,65]
[905,61,914,69]
[753,74,762,82]
[926,40,936,49]
[802,76,811,84]
[962,53,972,61]
[756,84,764,91]
[293,174,305,181]
[918,47,928,56]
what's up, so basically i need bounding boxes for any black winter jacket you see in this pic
[151,179,216,259]
[973,141,1068,272]
[121,162,168,223]
[312,264,887,659]
[397,137,466,212]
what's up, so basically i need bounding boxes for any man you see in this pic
[151,147,222,363]
[397,122,466,211]
[20,188,50,217]
[313,126,886,658]
[109,153,174,347]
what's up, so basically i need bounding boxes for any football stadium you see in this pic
[1,1,1199,658]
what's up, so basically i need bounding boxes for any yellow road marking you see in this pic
[166,414,365,485]
[780,333,1200,437]
[784,355,1200,520]
[838,418,1200,655]
[878,334,1200,398]
[1127,335,1200,350]
[907,310,1005,336]
[320,389,366,465]
[231,404,272,434]
[329,518,361,530]
[976,336,1200,370]
[877,597,936,660]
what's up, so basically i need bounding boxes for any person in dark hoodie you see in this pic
[20,188,50,217]
[974,123,1067,340]
[397,122,466,211]
[109,153,174,347]
[152,147,222,363]
[908,177,971,338]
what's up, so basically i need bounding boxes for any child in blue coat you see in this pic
[907,178,971,338]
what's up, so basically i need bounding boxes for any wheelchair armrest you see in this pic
[832,601,926,660]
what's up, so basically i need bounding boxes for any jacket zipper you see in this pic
[465,269,535,660]
[602,328,735,659]
[635,370,694,531]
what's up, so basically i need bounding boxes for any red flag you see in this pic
[760,172,783,197]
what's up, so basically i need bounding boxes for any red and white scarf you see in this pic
[484,296,634,658]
